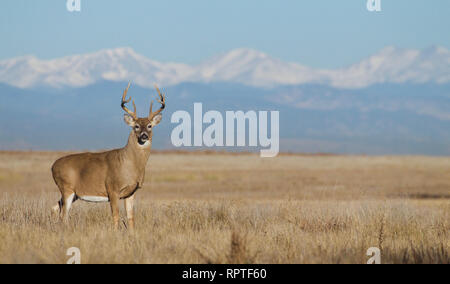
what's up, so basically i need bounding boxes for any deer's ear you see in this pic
[124,114,136,127]
[150,114,162,127]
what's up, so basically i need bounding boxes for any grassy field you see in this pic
[0,151,448,264]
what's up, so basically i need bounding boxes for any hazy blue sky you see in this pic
[0,0,449,68]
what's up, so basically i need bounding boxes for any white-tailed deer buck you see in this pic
[51,82,165,229]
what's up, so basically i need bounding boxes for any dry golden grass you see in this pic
[0,151,448,264]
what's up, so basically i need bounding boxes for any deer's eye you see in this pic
[135,125,140,131]
[147,124,152,129]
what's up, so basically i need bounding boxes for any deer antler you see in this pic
[149,84,166,119]
[121,82,137,120]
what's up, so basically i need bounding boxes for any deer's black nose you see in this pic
[140,133,149,140]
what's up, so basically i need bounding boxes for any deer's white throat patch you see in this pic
[79,196,109,203]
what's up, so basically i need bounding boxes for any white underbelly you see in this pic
[79,196,109,203]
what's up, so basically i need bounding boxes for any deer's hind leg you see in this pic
[54,180,77,223]
[52,198,62,216]
[60,191,77,223]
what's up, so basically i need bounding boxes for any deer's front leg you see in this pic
[125,194,135,230]
[109,192,120,230]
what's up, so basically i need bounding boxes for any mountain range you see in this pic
[0,47,449,155]
[0,46,449,89]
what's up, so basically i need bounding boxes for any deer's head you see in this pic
[121,82,166,146]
